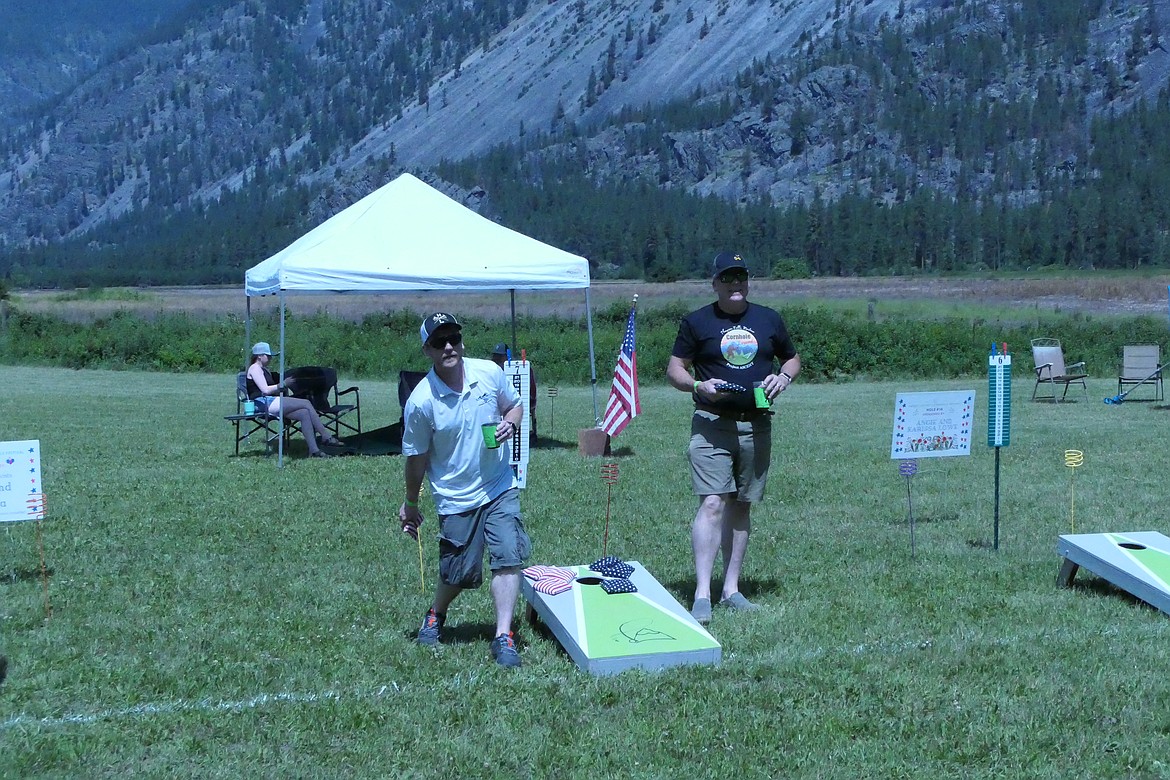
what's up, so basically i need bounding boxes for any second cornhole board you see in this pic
[1057,531,1170,616]
[522,561,721,676]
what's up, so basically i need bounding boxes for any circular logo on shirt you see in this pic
[721,328,758,367]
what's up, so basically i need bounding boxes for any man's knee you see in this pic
[699,494,724,513]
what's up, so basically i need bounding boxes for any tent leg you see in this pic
[585,288,599,425]
[278,294,286,469]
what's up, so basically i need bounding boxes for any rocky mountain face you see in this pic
[0,0,1167,256]
[0,0,199,123]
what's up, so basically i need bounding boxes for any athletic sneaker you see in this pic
[417,609,444,646]
[490,632,522,668]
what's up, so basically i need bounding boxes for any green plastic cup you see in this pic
[753,382,770,409]
[481,422,501,449]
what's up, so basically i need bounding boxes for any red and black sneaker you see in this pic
[490,632,521,668]
[416,609,444,646]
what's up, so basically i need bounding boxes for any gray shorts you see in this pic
[437,488,530,589]
[688,410,772,502]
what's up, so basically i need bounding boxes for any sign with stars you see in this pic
[890,391,974,459]
[0,439,44,523]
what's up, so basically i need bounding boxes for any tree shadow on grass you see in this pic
[1,566,54,584]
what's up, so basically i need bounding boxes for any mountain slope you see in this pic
[2,0,1170,283]
[348,0,901,169]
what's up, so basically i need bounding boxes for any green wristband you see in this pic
[693,380,700,392]
[404,497,418,508]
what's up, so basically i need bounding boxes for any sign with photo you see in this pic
[890,391,974,459]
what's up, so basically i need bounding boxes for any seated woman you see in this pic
[246,342,342,458]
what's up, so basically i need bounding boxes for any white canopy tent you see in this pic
[244,172,600,464]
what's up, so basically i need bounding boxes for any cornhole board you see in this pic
[1057,532,1170,616]
[522,561,721,676]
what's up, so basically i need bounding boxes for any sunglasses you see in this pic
[717,271,750,284]
[427,332,463,349]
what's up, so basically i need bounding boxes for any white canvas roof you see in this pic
[245,173,590,296]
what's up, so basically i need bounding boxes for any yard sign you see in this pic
[890,391,974,460]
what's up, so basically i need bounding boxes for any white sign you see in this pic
[0,439,45,523]
[891,391,974,459]
[504,361,532,488]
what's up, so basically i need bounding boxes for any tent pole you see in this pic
[278,294,286,468]
[245,297,252,359]
[585,287,599,424]
[510,290,517,355]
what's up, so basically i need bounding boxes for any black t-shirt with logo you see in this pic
[672,302,797,412]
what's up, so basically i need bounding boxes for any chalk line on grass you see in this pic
[0,682,401,731]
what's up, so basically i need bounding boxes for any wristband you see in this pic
[404,497,418,508]
[693,380,700,392]
[780,372,793,382]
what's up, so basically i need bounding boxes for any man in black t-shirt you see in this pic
[666,252,802,625]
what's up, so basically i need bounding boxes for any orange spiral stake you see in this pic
[1064,450,1084,533]
[600,462,620,557]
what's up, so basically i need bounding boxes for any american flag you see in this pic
[600,301,641,437]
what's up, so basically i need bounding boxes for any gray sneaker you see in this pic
[691,597,712,624]
[417,609,444,646]
[719,592,760,611]
[490,632,522,668]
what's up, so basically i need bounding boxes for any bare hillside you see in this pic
[338,0,904,170]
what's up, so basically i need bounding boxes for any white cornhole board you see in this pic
[522,560,721,676]
[1057,531,1170,616]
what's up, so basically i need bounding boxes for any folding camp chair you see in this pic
[1116,344,1164,402]
[225,371,301,454]
[1031,338,1088,402]
[284,366,362,439]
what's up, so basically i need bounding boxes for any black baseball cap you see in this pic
[712,252,748,277]
[419,312,462,344]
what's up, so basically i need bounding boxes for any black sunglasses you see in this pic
[427,332,463,349]
[717,271,750,284]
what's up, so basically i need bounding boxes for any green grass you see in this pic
[3,367,1170,777]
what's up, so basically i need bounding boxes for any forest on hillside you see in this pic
[2,0,1169,287]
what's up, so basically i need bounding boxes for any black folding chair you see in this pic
[285,366,362,439]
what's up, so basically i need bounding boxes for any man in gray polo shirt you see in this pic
[399,312,530,668]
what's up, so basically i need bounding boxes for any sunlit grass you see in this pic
[2,367,1170,777]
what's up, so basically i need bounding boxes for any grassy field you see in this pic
[2,367,1170,778]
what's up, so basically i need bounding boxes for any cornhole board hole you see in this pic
[522,560,721,676]
[1057,531,1170,616]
